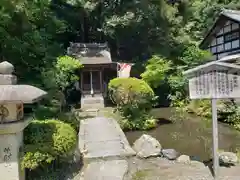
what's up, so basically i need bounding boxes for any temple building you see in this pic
[67,42,130,109]
[200,9,240,60]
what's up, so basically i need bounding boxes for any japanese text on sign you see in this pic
[189,70,240,99]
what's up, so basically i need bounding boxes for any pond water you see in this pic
[125,108,240,161]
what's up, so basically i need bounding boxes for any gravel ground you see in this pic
[124,157,240,180]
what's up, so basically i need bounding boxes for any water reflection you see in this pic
[125,108,240,161]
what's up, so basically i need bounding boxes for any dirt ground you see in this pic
[124,157,240,180]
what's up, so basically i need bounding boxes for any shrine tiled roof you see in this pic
[67,42,112,64]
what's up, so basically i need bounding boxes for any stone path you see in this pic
[79,117,135,160]
[80,160,128,180]
[78,117,135,180]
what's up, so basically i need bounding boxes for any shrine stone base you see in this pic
[0,130,25,180]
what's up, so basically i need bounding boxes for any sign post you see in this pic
[211,98,219,178]
[183,61,240,179]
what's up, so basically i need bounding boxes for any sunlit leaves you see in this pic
[42,55,82,92]
[141,55,172,88]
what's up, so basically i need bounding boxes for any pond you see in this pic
[125,108,240,161]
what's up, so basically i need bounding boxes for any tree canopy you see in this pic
[1,0,239,85]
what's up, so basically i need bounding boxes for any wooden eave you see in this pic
[200,10,240,49]
[183,61,240,77]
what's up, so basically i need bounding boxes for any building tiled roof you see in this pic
[200,9,240,48]
[222,9,240,22]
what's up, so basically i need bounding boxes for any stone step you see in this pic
[81,94,105,109]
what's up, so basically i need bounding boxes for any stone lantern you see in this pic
[0,61,47,180]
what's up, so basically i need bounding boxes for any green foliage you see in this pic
[218,101,240,130]
[179,44,212,67]
[108,77,157,130]
[118,114,157,131]
[109,77,155,112]
[168,45,211,104]
[42,55,82,110]
[0,0,67,84]
[58,112,80,132]
[141,55,172,88]
[186,100,212,118]
[42,55,82,91]
[22,119,77,170]
[184,100,240,130]
[33,104,80,132]
[33,105,59,120]
[55,56,83,90]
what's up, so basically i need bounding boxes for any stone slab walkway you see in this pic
[79,117,135,180]
[80,160,128,180]
[79,117,135,161]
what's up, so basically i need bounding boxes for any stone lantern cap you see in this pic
[0,61,14,74]
[0,85,47,104]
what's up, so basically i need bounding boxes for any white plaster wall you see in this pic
[0,132,24,180]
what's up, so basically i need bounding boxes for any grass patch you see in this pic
[132,169,150,180]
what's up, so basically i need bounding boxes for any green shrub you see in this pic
[58,112,80,132]
[33,105,59,120]
[109,78,156,112]
[186,100,212,118]
[42,56,83,110]
[22,119,77,170]
[108,77,157,130]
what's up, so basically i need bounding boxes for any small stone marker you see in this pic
[183,59,240,179]
[0,61,47,180]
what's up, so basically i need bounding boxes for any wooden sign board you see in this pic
[184,60,240,179]
[189,70,240,99]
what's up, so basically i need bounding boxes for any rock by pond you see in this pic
[176,155,190,163]
[219,152,238,166]
[161,149,179,160]
[133,134,162,158]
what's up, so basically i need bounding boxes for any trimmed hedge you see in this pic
[109,77,155,109]
[22,119,77,170]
